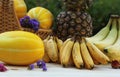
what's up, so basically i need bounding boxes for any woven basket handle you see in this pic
[0,0,22,33]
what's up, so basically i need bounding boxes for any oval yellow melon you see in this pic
[14,0,27,19]
[0,31,44,65]
[27,7,53,29]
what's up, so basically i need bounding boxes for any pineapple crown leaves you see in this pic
[62,0,93,11]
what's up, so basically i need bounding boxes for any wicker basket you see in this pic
[22,28,52,40]
[0,0,22,33]
[0,0,52,40]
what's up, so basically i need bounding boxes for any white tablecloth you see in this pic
[0,63,120,77]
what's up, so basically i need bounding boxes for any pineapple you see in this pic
[55,0,93,41]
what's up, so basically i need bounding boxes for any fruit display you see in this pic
[60,37,110,69]
[0,31,44,65]
[14,0,27,19]
[43,34,110,69]
[1,0,120,72]
[86,15,120,62]
[27,7,53,29]
[55,0,93,41]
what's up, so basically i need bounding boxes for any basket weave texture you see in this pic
[0,0,22,33]
[22,28,52,40]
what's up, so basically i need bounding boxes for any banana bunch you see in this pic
[85,15,120,62]
[42,35,63,63]
[94,18,118,51]
[60,36,110,69]
[104,17,120,62]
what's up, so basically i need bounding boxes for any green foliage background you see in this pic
[89,0,120,34]
[24,0,120,34]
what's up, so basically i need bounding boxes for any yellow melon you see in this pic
[14,0,27,19]
[0,31,44,65]
[27,7,53,29]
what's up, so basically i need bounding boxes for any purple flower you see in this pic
[42,66,47,71]
[20,16,39,32]
[0,63,7,72]
[24,16,30,20]
[37,60,47,71]
[31,19,38,22]
[28,64,35,70]
[28,60,47,71]
[36,60,42,66]
[30,19,39,32]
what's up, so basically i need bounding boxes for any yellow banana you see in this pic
[105,47,120,62]
[80,38,94,69]
[46,36,58,62]
[68,54,74,66]
[85,17,112,43]
[56,37,63,51]
[86,39,110,64]
[104,18,120,62]
[55,37,63,63]
[94,18,118,51]
[92,58,101,65]
[72,40,84,69]
[60,38,71,63]
[61,38,74,67]
[42,36,51,63]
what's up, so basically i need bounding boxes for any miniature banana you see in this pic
[61,38,74,67]
[55,37,63,63]
[85,17,112,43]
[80,38,94,69]
[104,46,120,62]
[60,38,71,63]
[42,36,51,63]
[72,40,84,69]
[68,54,74,66]
[92,58,100,65]
[86,39,110,64]
[94,18,118,51]
[46,36,58,62]
[104,18,120,61]
[56,37,63,51]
